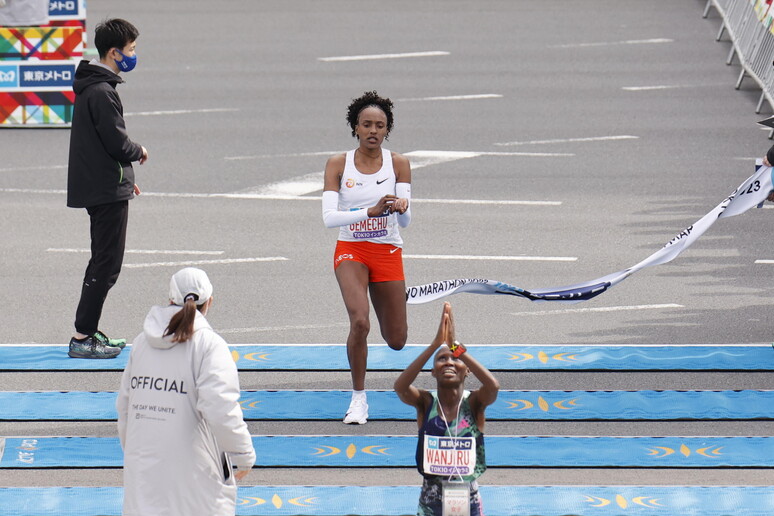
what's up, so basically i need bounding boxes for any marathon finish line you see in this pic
[406,163,774,304]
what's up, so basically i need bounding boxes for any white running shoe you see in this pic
[343,396,369,424]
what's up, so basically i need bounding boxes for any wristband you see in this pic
[449,340,466,358]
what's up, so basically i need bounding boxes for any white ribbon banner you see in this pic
[406,163,774,305]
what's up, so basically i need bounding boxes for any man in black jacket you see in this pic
[67,18,148,359]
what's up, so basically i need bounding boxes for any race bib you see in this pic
[423,435,476,477]
[349,213,390,239]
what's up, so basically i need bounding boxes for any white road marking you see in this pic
[48,248,224,255]
[622,85,681,91]
[0,187,558,205]
[0,165,67,172]
[511,303,684,316]
[414,198,560,206]
[754,259,774,264]
[397,94,502,102]
[550,38,673,49]
[494,135,638,146]
[318,50,449,62]
[224,151,343,161]
[125,108,239,117]
[124,257,288,268]
[228,149,570,198]
[405,254,576,261]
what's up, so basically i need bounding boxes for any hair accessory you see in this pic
[449,340,466,358]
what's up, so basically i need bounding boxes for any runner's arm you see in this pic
[394,303,450,407]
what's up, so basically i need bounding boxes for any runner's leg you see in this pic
[370,280,408,351]
[335,261,371,390]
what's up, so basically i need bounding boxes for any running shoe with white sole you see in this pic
[343,397,369,424]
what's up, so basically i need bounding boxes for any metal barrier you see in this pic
[704,0,774,137]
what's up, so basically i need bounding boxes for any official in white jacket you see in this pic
[117,267,256,516]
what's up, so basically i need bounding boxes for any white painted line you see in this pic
[0,188,558,205]
[319,50,449,62]
[414,198,560,206]
[405,254,575,261]
[219,323,349,334]
[224,151,344,161]
[494,135,638,147]
[511,303,683,317]
[622,85,681,91]
[48,248,224,255]
[550,38,673,49]
[755,259,774,264]
[0,165,67,172]
[397,94,502,102]
[0,188,67,194]
[124,257,288,269]
[228,150,572,198]
[125,108,239,117]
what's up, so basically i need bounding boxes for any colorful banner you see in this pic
[0,26,83,60]
[407,164,774,304]
[0,60,76,125]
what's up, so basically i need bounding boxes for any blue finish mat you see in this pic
[1,344,772,371]
[3,435,774,468]
[1,485,772,516]
[2,389,774,421]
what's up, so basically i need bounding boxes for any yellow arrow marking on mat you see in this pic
[507,353,533,362]
[237,497,266,507]
[647,447,675,458]
[506,399,534,410]
[633,496,662,508]
[243,352,271,362]
[361,445,390,456]
[288,496,317,507]
[696,446,723,458]
[584,496,610,507]
[312,446,340,457]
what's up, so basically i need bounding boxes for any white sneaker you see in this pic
[343,396,369,424]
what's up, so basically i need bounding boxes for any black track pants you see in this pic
[74,200,129,336]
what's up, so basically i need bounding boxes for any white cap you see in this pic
[169,267,213,306]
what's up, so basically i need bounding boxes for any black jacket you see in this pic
[67,60,143,208]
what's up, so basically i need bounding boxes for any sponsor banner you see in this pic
[0,60,76,90]
[0,26,83,60]
[48,0,86,21]
[407,164,774,305]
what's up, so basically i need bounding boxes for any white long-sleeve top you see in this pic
[116,305,255,516]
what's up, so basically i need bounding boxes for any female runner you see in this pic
[322,91,412,424]
[394,302,499,516]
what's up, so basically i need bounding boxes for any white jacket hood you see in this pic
[143,304,211,350]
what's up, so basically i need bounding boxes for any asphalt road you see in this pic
[2,0,774,501]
